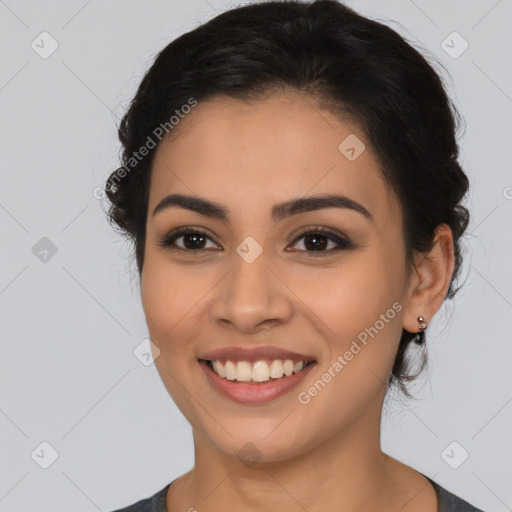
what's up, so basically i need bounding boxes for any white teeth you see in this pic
[209,359,311,382]
[225,360,236,380]
[269,360,284,379]
[252,361,270,382]
[212,361,225,378]
[283,360,294,376]
[236,361,252,382]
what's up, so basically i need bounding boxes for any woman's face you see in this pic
[141,92,415,463]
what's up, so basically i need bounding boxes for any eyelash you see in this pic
[157,225,353,257]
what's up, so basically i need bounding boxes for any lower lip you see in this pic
[199,360,316,404]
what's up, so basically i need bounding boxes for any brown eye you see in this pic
[158,228,219,251]
[288,228,353,256]
[157,226,353,256]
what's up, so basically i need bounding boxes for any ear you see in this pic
[402,224,456,334]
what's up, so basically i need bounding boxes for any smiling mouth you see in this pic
[199,358,316,384]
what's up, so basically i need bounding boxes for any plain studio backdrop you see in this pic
[0,1,511,511]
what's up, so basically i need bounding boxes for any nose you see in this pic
[209,252,294,334]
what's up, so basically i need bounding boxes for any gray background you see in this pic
[1,0,511,511]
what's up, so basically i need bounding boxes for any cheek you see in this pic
[140,253,218,356]
[291,268,403,424]
[291,256,403,333]
[286,250,405,390]
[141,254,189,344]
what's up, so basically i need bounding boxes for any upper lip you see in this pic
[199,345,316,363]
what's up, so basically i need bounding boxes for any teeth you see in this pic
[236,361,252,382]
[293,361,304,373]
[212,361,225,378]
[209,359,309,383]
[225,360,237,380]
[269,359,284,378]
[252,361,270,382]
[283,360,294,376]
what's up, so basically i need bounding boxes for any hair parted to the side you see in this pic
[104,0,470,399]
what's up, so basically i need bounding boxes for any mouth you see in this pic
[198,358,316,384]
[198,357,317,404]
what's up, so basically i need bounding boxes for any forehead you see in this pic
[149,93,401,225]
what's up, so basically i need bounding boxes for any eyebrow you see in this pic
[152,193,373,222]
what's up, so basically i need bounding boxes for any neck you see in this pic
[168,387,412,512]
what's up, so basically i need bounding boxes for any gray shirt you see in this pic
[111,474,485,511]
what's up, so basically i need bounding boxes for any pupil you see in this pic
[304,234,327,251]
[184,233,205,250]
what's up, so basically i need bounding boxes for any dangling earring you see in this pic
[414,315,427,345]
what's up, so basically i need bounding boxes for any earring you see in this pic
[414,315,427,345]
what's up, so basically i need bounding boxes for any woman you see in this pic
[107,1,483,510]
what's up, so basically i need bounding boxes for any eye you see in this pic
[157,225,353,256]
[157,227,220,252]
[288,227,353,256]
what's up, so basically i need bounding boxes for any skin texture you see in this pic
[140,92,455,512]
